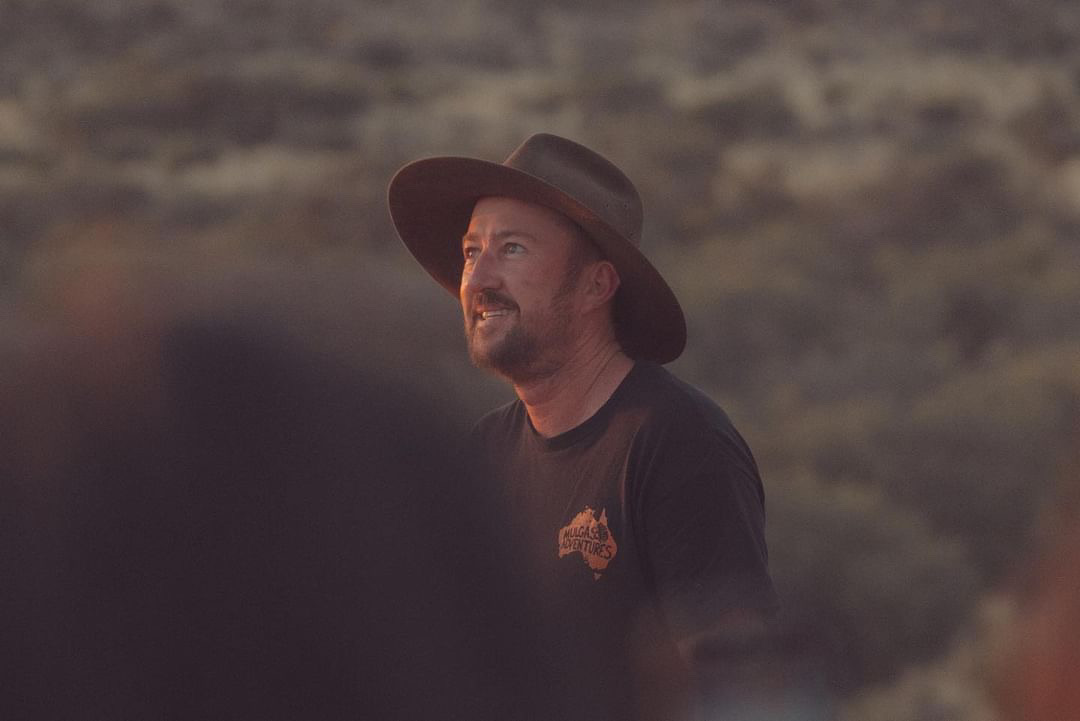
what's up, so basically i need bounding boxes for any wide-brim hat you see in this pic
[387,133,686,364]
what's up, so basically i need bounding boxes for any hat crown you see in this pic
[503,134,643,247]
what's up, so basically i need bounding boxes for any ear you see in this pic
[581,260,620,312]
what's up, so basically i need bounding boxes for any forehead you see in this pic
[465,197,583,242]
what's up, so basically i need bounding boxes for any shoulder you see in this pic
[624,363,754,458]
[619,363,764,505]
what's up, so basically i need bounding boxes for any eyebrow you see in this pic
[461,229,539,246]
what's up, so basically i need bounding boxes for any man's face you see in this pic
[460,197,588,382]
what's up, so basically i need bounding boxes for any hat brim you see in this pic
[387,156,686,364]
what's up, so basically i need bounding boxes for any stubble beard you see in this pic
[465,283,577,385]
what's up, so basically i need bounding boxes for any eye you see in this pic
[463,245,479,262]
[504,242,524,255]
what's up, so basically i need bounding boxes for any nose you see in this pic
[460,246,501,301]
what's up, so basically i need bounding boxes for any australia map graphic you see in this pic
[558,506,618,580]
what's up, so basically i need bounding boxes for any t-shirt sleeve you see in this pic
[636,426,778,646]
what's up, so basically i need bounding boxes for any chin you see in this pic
[467,324,560,383]
[467,343,511,375]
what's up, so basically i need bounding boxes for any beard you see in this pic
[468,321,550,382]
[465,285,576,384]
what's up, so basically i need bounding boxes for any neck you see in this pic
[512,339,634,438]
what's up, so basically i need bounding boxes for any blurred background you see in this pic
[2,1,1079,718]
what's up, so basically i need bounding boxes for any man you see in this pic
[389,133,778,719]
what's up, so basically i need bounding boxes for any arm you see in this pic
[637,434,780,716]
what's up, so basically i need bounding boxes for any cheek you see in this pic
[530,272,570,304]
[512,263,555,296]
[459,271,475,306]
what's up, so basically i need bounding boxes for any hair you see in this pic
[561,217,602,278]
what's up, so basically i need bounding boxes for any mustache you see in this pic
[472,290,518,311]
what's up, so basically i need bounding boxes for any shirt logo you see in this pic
[558,506,618,580]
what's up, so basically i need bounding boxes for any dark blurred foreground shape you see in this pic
[0,268,651,721]
[996,454,1080,721]
[0,259,842,720]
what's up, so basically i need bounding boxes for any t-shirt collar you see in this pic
[524,360,647,452]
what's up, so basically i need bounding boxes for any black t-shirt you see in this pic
[471,361,778,719]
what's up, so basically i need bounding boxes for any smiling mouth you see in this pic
[471,307,515,331]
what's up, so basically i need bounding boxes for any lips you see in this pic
[471,306,515,329]
[470,291,518,325]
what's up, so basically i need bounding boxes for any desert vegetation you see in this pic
[2,1,1078,718]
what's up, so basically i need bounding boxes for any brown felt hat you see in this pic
[387,133,686,364]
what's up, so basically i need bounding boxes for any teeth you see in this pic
[481,310,510,319]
